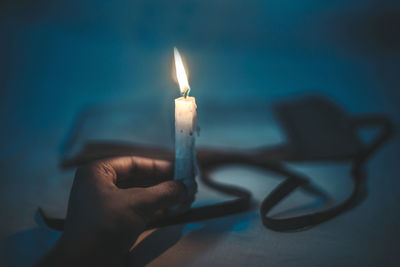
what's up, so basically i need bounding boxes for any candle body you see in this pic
[174,96,198,198]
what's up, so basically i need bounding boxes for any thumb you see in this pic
[133,181,188,215]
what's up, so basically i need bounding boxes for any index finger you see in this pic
[102,156,174,188]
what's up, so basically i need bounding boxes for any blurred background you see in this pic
[1,0,399,266]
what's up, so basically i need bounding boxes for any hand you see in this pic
[38,156,188,267]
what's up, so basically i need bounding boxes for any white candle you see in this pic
[173,47,198,198]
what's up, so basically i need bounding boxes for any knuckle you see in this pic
[74,160,117,183]
[99,161,116,177]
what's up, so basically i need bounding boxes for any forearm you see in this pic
[37,233,125,267]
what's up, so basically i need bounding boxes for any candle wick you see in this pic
[183,87,189,98]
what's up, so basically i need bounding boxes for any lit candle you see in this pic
[173,47,198,199]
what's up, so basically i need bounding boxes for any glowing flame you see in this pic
[174,47,190,96]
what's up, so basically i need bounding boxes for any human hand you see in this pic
[38,156,188,266]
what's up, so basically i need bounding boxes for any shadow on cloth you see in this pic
[1,211,61,267]
[40,94,395,232]
[128,211,254,267]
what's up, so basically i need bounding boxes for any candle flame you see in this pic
[174,47,190,97]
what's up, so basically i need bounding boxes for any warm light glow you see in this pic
[174,47,190,96]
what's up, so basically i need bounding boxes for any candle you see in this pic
[173,47,198,199]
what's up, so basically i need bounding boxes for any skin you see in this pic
[37,156,188,267]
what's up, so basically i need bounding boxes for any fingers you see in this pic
[129,181,188,217]
[93,156,174,187]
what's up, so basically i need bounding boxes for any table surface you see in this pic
[1,1,400,266]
